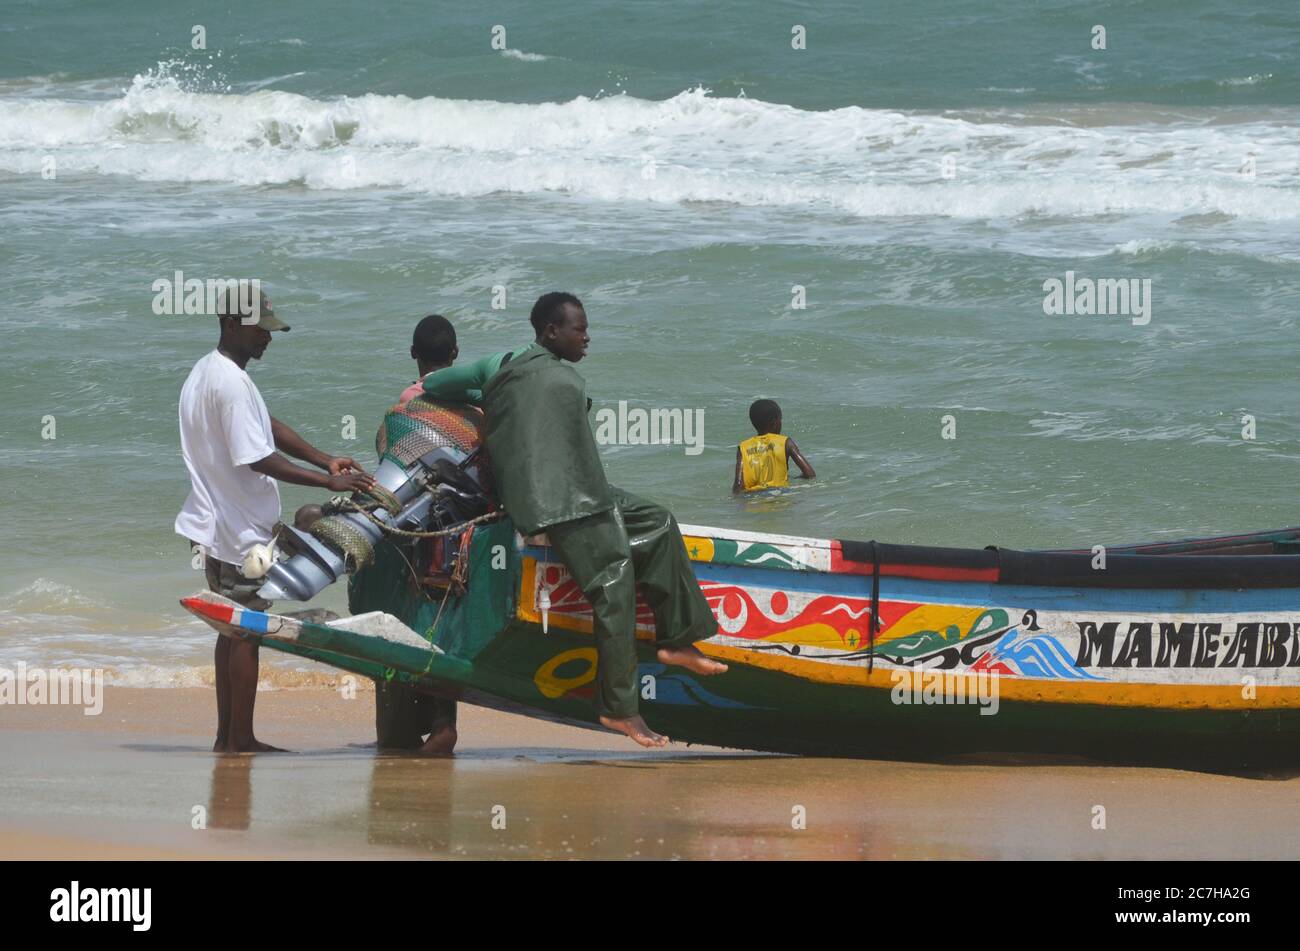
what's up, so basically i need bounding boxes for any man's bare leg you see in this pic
[657,644,728,676]
[213,635,232,752]
[222,638,287,753]
[599,714,669,748]
[417,723,458,757]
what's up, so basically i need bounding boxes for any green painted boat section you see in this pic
[250,638,461,693]
[280,620,440,678]
[348,518,518,661]
[697,536,818,571]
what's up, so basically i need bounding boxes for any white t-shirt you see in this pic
[174,350,282,566]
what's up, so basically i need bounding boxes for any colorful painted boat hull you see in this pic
[182,520,1300,765]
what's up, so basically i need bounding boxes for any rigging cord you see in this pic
[868,541,880,675]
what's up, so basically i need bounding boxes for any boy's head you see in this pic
[412,314,457,372]
[530,291,588,362]
[749,398,782,435]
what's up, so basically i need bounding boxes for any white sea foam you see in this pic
[1109,238,1178,255]
[101,663,357,690]
[501,48,549,62]
[0,578,100,611]
[1217,73,1273,87]
[3,72,1299,220]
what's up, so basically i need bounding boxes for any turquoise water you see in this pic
[3,0,1300,678]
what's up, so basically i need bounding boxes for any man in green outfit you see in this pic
[422,292,726,747]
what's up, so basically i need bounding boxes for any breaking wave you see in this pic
[3,67,1300,220]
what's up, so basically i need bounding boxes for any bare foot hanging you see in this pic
[657,644,729,676]
[599,714,669,748]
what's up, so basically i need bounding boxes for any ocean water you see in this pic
[3,0,1300,680]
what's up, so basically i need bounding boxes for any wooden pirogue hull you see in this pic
[182,521,1300,766]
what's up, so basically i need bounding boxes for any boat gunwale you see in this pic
[533,523,1300,590]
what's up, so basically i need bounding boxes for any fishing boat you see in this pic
[181,398,1300,766]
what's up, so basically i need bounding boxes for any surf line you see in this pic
[889,667,1000,716]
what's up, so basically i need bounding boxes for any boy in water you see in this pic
[421,292,726,748]
[732,398,816,494]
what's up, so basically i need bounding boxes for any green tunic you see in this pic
[424,343,614,535]
[423,342,718,718]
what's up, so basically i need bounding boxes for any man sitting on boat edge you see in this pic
[420,292,727,748]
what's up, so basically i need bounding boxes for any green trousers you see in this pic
[544,487,718,719]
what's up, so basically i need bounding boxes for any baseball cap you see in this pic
[215,286,291,331]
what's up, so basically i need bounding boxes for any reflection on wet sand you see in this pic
[208,756,252,831]
[8,689,1300,860]
[353,746,1300,859]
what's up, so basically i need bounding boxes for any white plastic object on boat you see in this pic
[242,542,276,580]
[538,587,551,634]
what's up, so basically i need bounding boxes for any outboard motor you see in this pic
[257,397,494,602]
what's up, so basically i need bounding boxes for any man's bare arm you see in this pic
[787,439,816,479]
[732,446,744,495]
[250,452,375,492]
[270,416,369,478]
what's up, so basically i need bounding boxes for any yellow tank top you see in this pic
[739,433,789,491]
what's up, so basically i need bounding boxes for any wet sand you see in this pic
[2,686,1299,860]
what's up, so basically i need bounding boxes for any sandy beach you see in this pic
[1,685,1297,860]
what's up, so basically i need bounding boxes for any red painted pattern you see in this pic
[970,650,1016,676]
[181,596,236,625]
[537,568,917,648]
[699,579,921,647]
[540,567,657,626]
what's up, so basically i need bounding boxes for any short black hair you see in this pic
[749,399,781,431]
[412,314,456,364]
[530,292,583,336]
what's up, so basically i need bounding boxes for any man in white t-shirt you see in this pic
[175,288,375,753]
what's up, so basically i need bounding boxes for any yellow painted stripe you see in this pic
[682,535,715,562]
[517,557,537,621]
[876,604,987,646]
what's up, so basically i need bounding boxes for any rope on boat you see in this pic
[363,483,403,516]
[310,494,503,571]
[311,514,378,570]
[868,541,880,676]
[344,504,503,540]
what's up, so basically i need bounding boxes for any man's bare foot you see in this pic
[657,644,729,676]
[417,726,457,757]
[219,738,289,753]
[248,740,289,753]
[599,714,669,748]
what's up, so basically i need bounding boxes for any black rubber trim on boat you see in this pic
[839,539,998,571]
[838,537,1300,588]
[995,549,1300,589]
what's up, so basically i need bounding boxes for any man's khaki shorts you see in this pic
[202,552,272,612]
